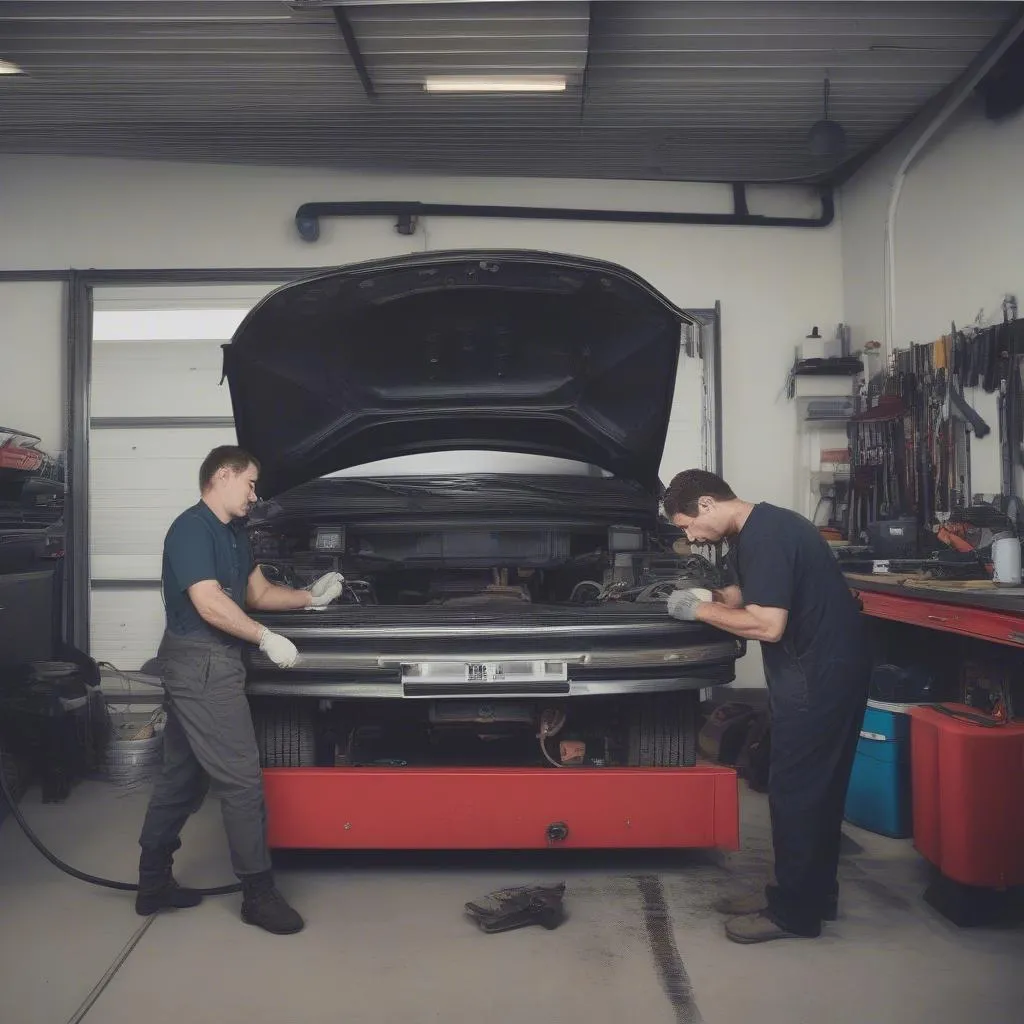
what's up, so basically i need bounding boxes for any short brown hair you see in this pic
[663,469,736,518]
[199,446,259,492]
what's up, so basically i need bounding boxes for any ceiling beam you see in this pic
[579,0,594,121]
[825,2,1024,187]
[331,4,376,100]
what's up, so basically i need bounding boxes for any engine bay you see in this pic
[252,521,721,610]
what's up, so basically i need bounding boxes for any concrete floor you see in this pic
[2,779,1022,1024]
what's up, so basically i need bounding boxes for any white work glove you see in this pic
[666,587,713,622]
[307,571,344,609]
[259,628,299,668]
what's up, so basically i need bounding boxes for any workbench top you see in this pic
[844,573,1024,616]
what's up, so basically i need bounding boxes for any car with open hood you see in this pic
[221,251,742,770]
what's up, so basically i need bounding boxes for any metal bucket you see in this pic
[101,713,165,787]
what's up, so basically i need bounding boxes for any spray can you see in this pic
[992,534,1022,587]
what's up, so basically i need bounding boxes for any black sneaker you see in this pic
[241,872,305,935]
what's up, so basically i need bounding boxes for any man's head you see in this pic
[199,446,260,520]
[662,469,739,544]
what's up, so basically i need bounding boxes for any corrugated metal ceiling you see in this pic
[0,1,1019,182]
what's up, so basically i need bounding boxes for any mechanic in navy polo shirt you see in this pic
[136,446,343,934]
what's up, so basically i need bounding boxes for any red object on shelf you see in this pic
[820,447,850,465]
[909,705,1024,888]
[0,446,43,472]
[850,395,905,423]
[262,765,740,851]
[854,588,1024,650]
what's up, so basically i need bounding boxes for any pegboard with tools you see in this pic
[850,297,1024,546]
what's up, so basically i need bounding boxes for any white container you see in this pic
[801,336,828,360]
[794,375,853,398]
[800,332,842,361]
[992,534,1022,586]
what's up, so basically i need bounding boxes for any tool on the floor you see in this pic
[465,882,567,933]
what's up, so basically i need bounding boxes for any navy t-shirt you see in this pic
[162,501,253,643]
[725,504,866,685]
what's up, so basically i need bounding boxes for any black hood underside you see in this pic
[223,251,695,498]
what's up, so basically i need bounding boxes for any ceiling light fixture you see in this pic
[424,75,567,94]
[807,74,847,160]
[0,59,25,76]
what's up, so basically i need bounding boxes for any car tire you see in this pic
[627,692,698,767]
[251,700,317,768]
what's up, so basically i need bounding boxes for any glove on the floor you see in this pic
[465,882,567,934]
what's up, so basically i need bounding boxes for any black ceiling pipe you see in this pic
[293,186,835,243]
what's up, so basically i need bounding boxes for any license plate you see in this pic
[401,660,568,685]
[466,662,504,682]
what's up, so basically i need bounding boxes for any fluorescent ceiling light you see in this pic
[424,75,567,94]
[0,59,25,76]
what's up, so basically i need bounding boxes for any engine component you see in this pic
[591,552,723,604]
[429,702,534,726]
[538,707,568,768]
[341,578,376,604]
[570,580,604,602]
[427,568,533,605]
[608,525,644,552]
[559,740,586,766]
[312,525,346,553]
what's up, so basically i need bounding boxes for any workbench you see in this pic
[845,573,1024,650]
[846,571,1024,925]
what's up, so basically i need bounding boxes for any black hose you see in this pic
[0,758,240,896]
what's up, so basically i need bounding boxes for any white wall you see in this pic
[0,281,64,451]
[841,98,1024,494]
[0,153,845,685]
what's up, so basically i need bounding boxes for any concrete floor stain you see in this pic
[636,875,703,1024]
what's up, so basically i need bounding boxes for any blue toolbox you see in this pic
[844,700,913,839]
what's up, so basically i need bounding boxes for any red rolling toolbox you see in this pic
[910,705,1024,889]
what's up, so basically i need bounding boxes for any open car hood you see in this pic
[223,251,695,498]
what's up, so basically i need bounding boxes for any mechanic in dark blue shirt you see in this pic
[136,446,343,934]
[663,469,869,945]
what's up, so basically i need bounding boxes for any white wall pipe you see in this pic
[883,15,1024,359]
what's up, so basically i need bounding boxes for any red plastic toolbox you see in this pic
[910,705,1024,888]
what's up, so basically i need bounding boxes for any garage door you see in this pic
[88,286,716,670]
[89,285,282,669]
[660,316,717,484]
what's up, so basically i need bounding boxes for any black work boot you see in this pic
[240,871,305,935]
[135,846,204,916]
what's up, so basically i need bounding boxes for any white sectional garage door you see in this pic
[89,285,281,669]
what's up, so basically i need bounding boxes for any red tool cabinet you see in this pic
[909,705,1024,889]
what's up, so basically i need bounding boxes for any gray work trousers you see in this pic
[138,631,271,877]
